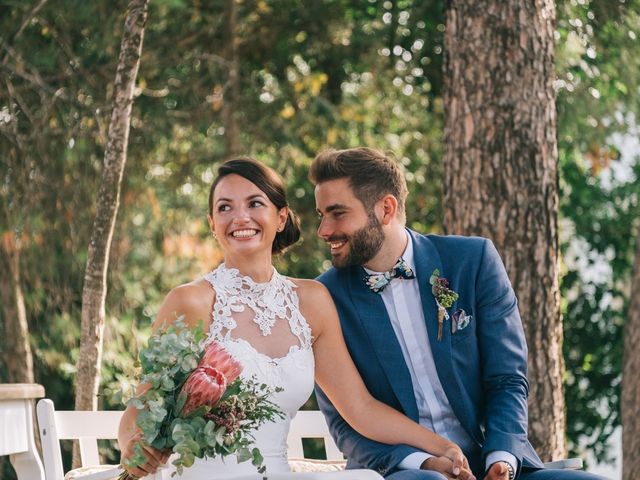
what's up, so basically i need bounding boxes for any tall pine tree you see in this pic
[442,0,565,459]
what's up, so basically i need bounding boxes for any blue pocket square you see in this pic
[451,309,473,333]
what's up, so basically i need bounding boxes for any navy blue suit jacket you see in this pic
[316,230,544,477]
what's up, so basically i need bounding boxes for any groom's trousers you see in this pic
[384,468,608,480]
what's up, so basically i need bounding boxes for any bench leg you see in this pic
[9,401,45,480]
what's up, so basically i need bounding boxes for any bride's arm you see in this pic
[301,280,466,470]
[118,281,214,477]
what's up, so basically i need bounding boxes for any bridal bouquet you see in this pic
[119,318,283,478]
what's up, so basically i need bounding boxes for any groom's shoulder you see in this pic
[316,264,355,293]
[414,232,494,271]
[316,265,343,285]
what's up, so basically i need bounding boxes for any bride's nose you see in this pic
[232,206,251,224]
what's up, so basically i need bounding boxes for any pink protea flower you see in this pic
[199,341,243,383]
[180,366,227,416]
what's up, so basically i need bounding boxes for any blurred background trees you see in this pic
[1,0,638,477]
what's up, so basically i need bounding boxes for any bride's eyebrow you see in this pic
[215,193,267,203]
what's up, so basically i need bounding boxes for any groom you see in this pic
[310,148,605,480]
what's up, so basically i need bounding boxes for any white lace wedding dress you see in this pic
[166,264,381,480]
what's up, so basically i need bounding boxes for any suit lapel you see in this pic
[410,230,473,433]
[347,266,419,420]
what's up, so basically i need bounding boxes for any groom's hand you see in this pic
[421,456,476,480]
[483,461,512,480]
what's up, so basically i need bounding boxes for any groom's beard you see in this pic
[330,212,384,269]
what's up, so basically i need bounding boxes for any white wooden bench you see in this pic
[36,399,368,480]
[36,399,582,480]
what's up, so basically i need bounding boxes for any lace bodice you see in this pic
[171,264,316,479]
[206,263,313,355]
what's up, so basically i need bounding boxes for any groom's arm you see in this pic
[315,385,422,476]
[475,239,530,474]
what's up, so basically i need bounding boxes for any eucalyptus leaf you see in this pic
[236,447,252,463]
[252,448,265,469]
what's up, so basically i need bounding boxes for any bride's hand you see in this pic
[120,431,170,478]
[422,454,476,480]
[441,444,473,478]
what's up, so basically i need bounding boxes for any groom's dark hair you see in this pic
[309,147,408,221]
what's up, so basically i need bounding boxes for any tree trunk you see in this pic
[0,233,34,384]
[74,0,148,416]
[222,0,241,157]
[73,0,147,466]
[443,0,565,460]
[622,229,640,480]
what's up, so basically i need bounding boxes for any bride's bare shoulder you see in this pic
[289,278,336,331]
[154,277,215,330]
[289,278,331,302]
[170,277,214,298]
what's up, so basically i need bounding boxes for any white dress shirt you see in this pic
[364,232,516,474]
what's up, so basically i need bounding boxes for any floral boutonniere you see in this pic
[429,269,459,341]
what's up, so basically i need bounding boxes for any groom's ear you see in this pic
[379,194,398,225]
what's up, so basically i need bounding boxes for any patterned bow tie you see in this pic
[364,258,416,293]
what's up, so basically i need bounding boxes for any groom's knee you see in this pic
[384,470,448,480]
[519,469,609,480]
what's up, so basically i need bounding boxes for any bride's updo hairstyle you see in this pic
[208,157,301,254]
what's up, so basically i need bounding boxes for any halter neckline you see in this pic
[219,262,279,287]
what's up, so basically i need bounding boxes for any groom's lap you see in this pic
[384,469,608,480]
[520,468,608,480]
[384,470,448,480]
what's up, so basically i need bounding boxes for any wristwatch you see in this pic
[501,461,515,480]
[489,461,515,480]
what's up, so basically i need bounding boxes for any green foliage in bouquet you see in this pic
[122,318,284,476]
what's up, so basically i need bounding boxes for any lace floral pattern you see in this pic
[203,263,313,351]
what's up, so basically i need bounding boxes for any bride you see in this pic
[118,158,474,480]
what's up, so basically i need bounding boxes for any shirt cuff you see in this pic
[485,451,517,475]
[398,452,434,470]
